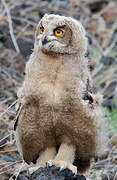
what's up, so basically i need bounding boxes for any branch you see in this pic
[0,100,17,120]
[1,0,20,53]
[103,18,117,56]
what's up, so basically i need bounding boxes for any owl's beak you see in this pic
[42,36,50,45]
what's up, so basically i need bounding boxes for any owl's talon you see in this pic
[60,165,65,171]
[48,160,77,174]
[73,171,78,176]
[28,167,39,174]
[47,160,53,167]
[73,173,77,177]
[69,165,77,175]
[28,168,33,174]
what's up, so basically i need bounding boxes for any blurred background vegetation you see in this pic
[0,0,117,179]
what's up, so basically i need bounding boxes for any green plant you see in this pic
[105,98,117,134]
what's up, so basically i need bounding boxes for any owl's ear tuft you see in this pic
[65,17,87,55]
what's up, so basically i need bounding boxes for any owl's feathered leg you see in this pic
[29,147,56,174]
[37,147,56,167]
[47,143,77,174]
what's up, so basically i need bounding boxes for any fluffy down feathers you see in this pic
[15,14,106,173]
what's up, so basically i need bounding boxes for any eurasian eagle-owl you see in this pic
[14,14,106,173]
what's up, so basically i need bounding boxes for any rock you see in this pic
[30,166,86,180]
[18,175,29,180]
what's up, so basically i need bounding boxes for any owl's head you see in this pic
[35,14,87,56]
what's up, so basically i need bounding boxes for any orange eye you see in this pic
[54,29,63,37]
[40,27,44,34]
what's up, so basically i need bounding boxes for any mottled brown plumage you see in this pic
[15,14,106,173]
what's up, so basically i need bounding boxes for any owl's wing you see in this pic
[14,86,26,130]
[14,96,41,164]
[83,91,94,104]
[14,100,23,131]
[83,79,100,108]
[83,78,93,103]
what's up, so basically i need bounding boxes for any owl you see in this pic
[14,14,106,174]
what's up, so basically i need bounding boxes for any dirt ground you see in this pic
[0,0,117,179]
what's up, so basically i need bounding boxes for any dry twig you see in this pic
[0,100,17,120]
[0,160,23,175]
[104,18,117,56]
[1,0,20,53]
[9,160,24,180]
[11,16,36,26]
[0,133,13,143]
[87,32,104,56]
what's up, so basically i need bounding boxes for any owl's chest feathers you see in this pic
[37,70,64,104]
[27,58,84,105]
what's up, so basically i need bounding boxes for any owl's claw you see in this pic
[28,167,39,174]
[47,160,53,168]
[73,170,78,176]
[60,165,65,171]
[47,160,77,174]
[47,160,65,171]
